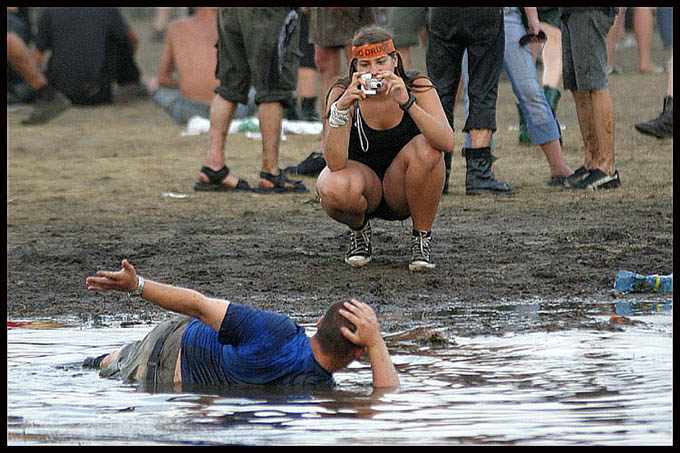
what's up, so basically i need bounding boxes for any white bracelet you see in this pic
[131,275,145,298]
[329,101,350,128]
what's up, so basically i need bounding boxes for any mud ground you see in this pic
[7,11,673,338]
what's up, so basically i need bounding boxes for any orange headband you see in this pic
[352,39,396,60]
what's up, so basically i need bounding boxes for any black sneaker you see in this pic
[345,221,372,267]
[284,151,326,176]
[409,230,435,271]
[21,91,71,125]
[563,166,590,188]
[569,169,621,190]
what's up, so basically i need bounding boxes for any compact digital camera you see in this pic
[360,73,383,96]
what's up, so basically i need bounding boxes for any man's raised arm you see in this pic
[86,259,228,331]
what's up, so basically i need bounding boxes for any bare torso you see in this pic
[163,13,219,104]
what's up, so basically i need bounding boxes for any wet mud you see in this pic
[7,11,673,337]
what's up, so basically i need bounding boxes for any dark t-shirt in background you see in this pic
[35,7,130,103]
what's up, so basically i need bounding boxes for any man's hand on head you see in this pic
[338,299,382,348]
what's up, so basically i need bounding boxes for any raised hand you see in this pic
[86,259,138,293]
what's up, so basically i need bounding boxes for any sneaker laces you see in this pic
[347,222,371,257]
[411,231,432,263]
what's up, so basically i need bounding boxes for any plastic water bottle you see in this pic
[614,270,673,293]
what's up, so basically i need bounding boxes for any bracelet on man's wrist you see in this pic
[130,275,145,298]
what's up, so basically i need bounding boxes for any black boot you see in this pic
[635,96,673,138]
[443,151,452,194]
[462,147,514,195]
[300,96,320,122]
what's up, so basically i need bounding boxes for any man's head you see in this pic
[315,300,364,363]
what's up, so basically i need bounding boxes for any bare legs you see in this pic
[198,95,296,190]
[572,89,616,175]
[317,136,444,232]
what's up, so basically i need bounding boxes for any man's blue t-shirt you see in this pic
[180,303,335,387]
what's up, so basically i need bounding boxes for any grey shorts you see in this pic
[387,7,427,49]
[99,315,192,391]
[215,7,300,106]
[561,10,615,92]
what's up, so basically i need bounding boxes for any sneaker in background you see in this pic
[569,169,621,190]
[284,151,326,176]
[563,166,590,188]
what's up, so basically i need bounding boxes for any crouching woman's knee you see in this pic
[316,173,359,212]
[412,136,445,169]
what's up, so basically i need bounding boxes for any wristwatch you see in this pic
[399,92,416,111]
[131,275,145,298]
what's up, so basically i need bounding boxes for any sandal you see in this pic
[194,166,252,192]
[255,170,308,193]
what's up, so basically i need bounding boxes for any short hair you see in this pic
[316,300,359,359]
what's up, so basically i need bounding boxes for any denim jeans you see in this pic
[463,7,560,147]
[656,7,673,49]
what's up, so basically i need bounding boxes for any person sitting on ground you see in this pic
[7,27,71,125]
[148,7,253,124]
[315,25,454,271]
[33,7,147,106]
[84,259,399,391]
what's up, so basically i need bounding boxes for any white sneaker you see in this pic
[345,221,372,268]
[409,231,435,271]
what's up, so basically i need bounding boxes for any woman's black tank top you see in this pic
[348,99,422,180]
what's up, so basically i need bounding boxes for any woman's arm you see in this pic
[382,73,454,152]
[322,72,369,171]
[86,259,228,331]
[321,85,353,170]
[407,81,455,152]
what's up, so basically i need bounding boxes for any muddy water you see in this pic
[7,301,672,446]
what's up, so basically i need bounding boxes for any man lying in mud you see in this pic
[84,259,399,391]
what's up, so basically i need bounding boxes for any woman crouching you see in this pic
[316,26,454,271]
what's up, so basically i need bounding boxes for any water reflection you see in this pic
[7,301,672,445]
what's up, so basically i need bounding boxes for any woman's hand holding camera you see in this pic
[336,72,370,110]
[376,70,409,105]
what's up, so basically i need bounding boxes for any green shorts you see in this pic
[215,7,300,106]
